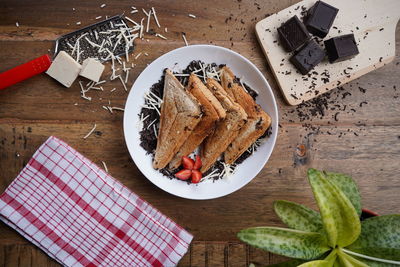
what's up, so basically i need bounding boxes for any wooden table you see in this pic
[0,0,399,266]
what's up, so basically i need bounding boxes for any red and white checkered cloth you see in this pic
[0,136,192,267]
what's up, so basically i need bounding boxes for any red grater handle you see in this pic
[0,54,52,90]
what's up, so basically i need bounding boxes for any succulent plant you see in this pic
[238,169,400,266]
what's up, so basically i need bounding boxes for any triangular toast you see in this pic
[153,69,202,169]
[169,74,226,169]
[220,66,271,164]
[201,78,247,172]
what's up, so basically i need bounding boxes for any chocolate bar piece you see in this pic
[290,40,326,75]
[278,16,310,52]
[324,34,359,63]
[305,1,338,38]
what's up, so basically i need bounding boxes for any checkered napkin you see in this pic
[0,136,192,267]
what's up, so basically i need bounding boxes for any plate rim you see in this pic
[123,44,279,200]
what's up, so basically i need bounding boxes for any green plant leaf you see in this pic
[298,260,330,267]
[273,200,324,233]
[324,249,337,265]
[354,257,399,267]
[340,249,400,267]
[347,215,400,260]
[307,168,361,248]
[237,227,330,260]
[266,259,307,267]
[324,171,362,217]
[337,248,368,267]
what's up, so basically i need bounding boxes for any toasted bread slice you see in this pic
[220,66,259,117]
[169,74,225,169]
[153,69,202,169]
[201,78,247,172]
[220,66,272,164]
[224,111,271,164]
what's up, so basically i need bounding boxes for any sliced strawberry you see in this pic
[193,155,202,170]
[191,170,202,184]
[182,156,194,170]
[175,169,192,180]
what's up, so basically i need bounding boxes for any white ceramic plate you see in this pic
[123,45,278,200]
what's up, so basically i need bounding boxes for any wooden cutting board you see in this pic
[255,0,400,105]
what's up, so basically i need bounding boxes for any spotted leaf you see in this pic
[347,215,400,261]
[337,248,368,267]
[237,227,330,260]
[324,171,362,217]
[298,260,330,267]
[355,257,398,267]
[266,259,307,267]
[324,249,337,265]
[307,169,361,248]
[274,200,324,233]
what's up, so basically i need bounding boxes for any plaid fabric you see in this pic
[0,136,192,267]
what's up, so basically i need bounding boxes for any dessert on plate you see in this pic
[139,61,272,183]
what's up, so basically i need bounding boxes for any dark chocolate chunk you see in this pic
[277,15,310,52]
[290,40,326,75]
[324,34,359,63]
[305,1,338,38]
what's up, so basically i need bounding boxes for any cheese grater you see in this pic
[54,15,135,63]
[0,15,136,90]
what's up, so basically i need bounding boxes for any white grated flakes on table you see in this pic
[182,33,189,46]
[83,124,97,139]
[135,52,142,60]
[66,4,191,146]
[155,33,167,40]
[146,10,152,33]
[151,7,161,28]
[102,161,109,173]
[111,106,124,112]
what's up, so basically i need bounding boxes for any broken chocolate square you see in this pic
[290,40,326,75]
[305,1,338,38]
[277,15,310,52]
[324,34,359,63]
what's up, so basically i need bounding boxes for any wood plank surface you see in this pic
[0,0,399,266]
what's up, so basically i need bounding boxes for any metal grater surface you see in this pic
[54,15,135,63]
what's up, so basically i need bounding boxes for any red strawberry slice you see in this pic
[175,169,192,180]
[182,156,194,170]
[193,155,202,170]
[191,170,202,184]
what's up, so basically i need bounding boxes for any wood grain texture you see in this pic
[0,0,399,266]
[0,243,286,267]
